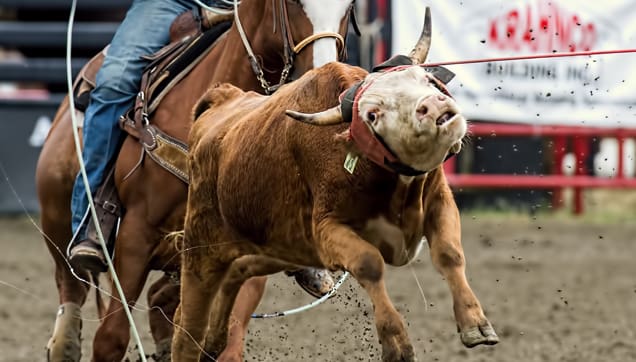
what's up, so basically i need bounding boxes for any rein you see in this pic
[234,0,350,94]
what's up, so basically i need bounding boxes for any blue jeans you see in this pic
[70,0,224,234]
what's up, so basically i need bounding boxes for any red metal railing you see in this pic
[444,122,636,214]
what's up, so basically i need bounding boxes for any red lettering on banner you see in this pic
[488,0,596,53]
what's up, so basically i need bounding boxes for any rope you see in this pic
[251,272,350,318]
[65,1,147,361]
[424,48,636,67]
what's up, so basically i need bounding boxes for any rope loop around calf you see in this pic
[251,272,350,318]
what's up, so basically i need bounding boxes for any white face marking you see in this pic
[357,67,467,172]
[300,0,351,67]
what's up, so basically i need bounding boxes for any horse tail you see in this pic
[91,272,108,320]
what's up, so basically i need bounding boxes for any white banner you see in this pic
[392,0,636,127]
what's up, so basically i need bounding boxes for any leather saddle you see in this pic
[72,8,233,183]
[71,8,232,252]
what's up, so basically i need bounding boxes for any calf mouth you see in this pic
[436,111,456,126]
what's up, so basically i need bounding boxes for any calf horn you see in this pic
[408,6,432,64]
[285,106,343,126]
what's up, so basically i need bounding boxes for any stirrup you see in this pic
[68,208,108,274]
[68,239,108,274]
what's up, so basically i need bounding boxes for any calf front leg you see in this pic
[423,182,499,347]
[317,219,415,362]
[204,256,288,359]
[172,264,226,362]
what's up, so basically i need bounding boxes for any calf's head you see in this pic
[287,8,466,174]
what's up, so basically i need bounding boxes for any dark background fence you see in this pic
[0,0,130,213]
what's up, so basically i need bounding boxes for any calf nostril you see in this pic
[417,105,429,116]
[437,95,446,101]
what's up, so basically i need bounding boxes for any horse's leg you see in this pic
[90,208,156,362]
[147,274,180,362]
[214,276,267,362]
[42,212,91,362]
[423,181,499,347]
[39,173,90,362]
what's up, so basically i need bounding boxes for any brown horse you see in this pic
[35,1,354,361]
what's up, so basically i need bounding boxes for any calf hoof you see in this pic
[460,320,499,348]
[381,341,415,362]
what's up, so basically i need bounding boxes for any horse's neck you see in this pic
[151,30,264,141]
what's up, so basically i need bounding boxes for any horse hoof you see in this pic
[150,338,171,362]
[46,304,82,362]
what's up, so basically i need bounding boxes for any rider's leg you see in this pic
[68,0,335,296]
[68,0,197,272]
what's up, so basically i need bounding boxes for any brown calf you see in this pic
[172,11,498,361]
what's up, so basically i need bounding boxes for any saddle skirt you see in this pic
[72,8,233,184]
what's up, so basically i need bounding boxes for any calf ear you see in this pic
[371,55,412,72]
[424,66,455,84]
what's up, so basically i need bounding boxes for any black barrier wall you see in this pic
[0,0,129,213]
[0,99,59,213]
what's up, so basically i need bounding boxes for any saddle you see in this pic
[72,8,233,250]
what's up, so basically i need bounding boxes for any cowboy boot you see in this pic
[68,166,121,274]
[287,268,335,298]
[68,208,108,274]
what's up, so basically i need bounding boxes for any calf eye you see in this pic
[367,112,377,122]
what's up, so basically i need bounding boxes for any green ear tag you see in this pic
[344,152,359,174]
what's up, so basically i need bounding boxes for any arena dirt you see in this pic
[1,213,635,361]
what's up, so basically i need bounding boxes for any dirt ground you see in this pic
[1,211,635,362]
